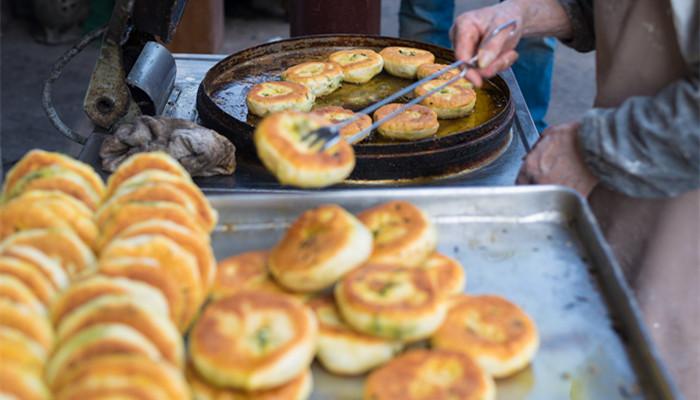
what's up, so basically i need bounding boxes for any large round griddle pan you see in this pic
[197,35,514,182]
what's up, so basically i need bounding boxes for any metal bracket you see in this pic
[126,41,177,116]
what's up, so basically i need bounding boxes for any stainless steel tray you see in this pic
[208,186,678,399]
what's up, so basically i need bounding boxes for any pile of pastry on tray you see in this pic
[205,201,540,399]
[0,150,538,400]
[0,150,217,399]
[247,47,478,189]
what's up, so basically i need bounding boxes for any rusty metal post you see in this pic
[289,0,381,36]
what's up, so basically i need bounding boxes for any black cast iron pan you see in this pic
[197,35,514,182]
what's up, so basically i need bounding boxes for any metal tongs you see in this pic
[302,19,518,151]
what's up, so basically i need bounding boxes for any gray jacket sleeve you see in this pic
[557,0,700,198]
[578,72,700,198]
[557,0,595,52]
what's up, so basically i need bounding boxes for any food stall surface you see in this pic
[78,53,540,193]
[208,186,679,399]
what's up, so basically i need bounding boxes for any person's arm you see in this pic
[451,0,581,87]
[579,71,700,198]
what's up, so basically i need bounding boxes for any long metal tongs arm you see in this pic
[308,19,518,151]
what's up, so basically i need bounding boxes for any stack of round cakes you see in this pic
[197,200,540,400]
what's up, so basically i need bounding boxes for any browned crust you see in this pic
[56,385,166,400]
[212,250,269,296]
[336,263,438,317]
[0,228,95,278]
[358,201,431,262]
[0,275,43,311]
[0,257,56,306]
[379,47,434,67]
[270,205,355,272]
[0,191,98,250]
[105,177,216,232]
[100,236,202,330]
[364,349,490,400]
[97,202,206,250]
[105,152,190,197]
[308,294,390,345]
[10,171,100,211]
[432,295,538,360]
[247,81,311,106]
[0,365,48,400]
[415,80,477,109]
[328,49,383,70]
[117,220,215,289]
[372,104,438,135]
[255,111,354,172]
[421,253,465,296]
[98,259,184,328]
[2,149,104,199]
[312,106,372,140]
[50,276,135,326]
[416,63,460,81]
[51,355,188,399]
[0,300,53,351]
[58,299,181,366]
[282,62,343,83]
[190,291,313,370]
[187,363,310,400]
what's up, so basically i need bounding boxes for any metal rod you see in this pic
[346,69,469,144]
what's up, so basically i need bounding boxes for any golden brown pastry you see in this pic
[100,235,202,330]
[50,275,169,327]
[211,250,306,301]
[431,294,539,378]
[0,364,50,400]
[254,110,355,188]
[51,355,189,400]
[309,295,403,375]
[269,204,373,292]
[0,274,45,315]
[311,106,372,144]
[97,201,206,250]
[104,151,191,198]
[2,149,104,203]
[414,80,477,119]
[0,228,96,279]
[0,244,69,291]
[379,47,435,79]
[55,294,184,367]
[116,219,216,290]
[189,292,318,391]
[0,300,53,352]
[335,263,447,342]
[45,324,163,387]
[187,364,312,400]
[97,257,184,328]
[373,104,439,140]
[282,61,344,97]
[420,252,466,297]
[246,81,315,117]
[328,49,384,84]
[0,256,56,307]
[358,200,437,267]
[0,325,47,373]
[363,349,495,400]
[0,190,99,250]
[103,169,218,232]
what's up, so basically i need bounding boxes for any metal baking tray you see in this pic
[208,186,679,399]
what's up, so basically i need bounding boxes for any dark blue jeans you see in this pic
[399,0,556,132]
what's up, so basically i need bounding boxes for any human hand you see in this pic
[450,2,524,87]
[516,122,599,197]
